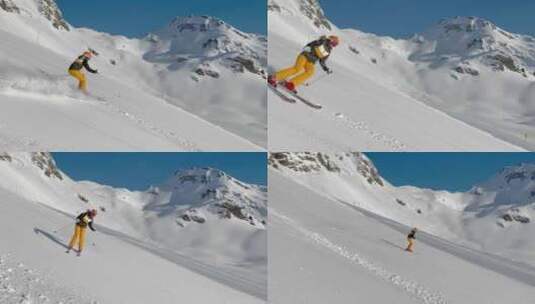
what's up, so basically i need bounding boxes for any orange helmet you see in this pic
[328,35,340,47]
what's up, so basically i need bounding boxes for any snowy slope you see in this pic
[269,152,535,267]
[0,0,266,150]
[0,189,264,303]
[268,0,533,151]
[269,170,535,304]
[0,152,267,302]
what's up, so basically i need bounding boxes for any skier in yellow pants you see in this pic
[405,227,417,253]
[67,209,97,256]
[68,50,98,93]
[268,35,339,93]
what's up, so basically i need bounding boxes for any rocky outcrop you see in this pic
[177,209,206,226]
[298,0,331,30]
[0,152,12,162]
[226,56,266,77]
[488,54,529,77]
[358,156,383,186]
[269,152,328,173]
[176,167,227,184]
[77,194,89,203]
[31,152,63,180]
[39,0,69,31]
[0,0,19,13]
[454,65,480,76]
[396,198,406,206]
[349,46,360,55]
[194,64,220,79]
[269,152,384,186]
[267,1,282,13]
[268,0,331,30]
[500,208,530,224]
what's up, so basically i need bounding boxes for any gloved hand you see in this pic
[323,66,332,74]
[94,70,99,74]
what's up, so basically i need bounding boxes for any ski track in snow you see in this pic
[270,209,448,304]
[0,122,41,149]
[101,228,267,300]
[271,91,407,151]
[0,87,200,151]
[0,253,93,304]
[275,119,345,150]
[330,111,407,151]
[84,95,201,152]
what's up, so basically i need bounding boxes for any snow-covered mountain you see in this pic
[412,17,535,76]
[268,0,533,151]
[0,0,266,150]
[0,152,267,301]
[269,152,535,266]
[145,16,266,78]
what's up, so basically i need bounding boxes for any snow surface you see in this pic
[268,0,534,151]
[0,0,266,150]
[269,170,535,304]
[0,190,264,304]
[0,153,266,303]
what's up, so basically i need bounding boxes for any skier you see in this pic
[66,209,97,256]
[268,35,340,93]
[405,227,417,253]
[68,50,98,94]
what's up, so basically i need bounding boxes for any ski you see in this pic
[269,83,296,104]
[280,86,323,109]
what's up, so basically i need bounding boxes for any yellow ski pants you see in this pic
[68,225,87,252]
[274,54,315,87]
[68,69,87,92]
[406,238,414,252]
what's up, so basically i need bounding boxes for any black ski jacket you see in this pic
[407,230,416,239]
[75,211,96,231]
[301,36,332,71]
[69,55,97,73]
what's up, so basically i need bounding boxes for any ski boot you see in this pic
[283,81,298,94]
[267,75,277,87]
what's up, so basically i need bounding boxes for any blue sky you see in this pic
[52,153,267,190]
[366,153,535,192]
[320,0,535,37]
[56,0,266,37]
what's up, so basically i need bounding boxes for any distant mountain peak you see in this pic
[419,16,511,52]
[168,15,229,33]
[172,167,230,185]
[149,166,267,228]
[144,14,267,79]
[438,16,497,33]
[412,16,535,78]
